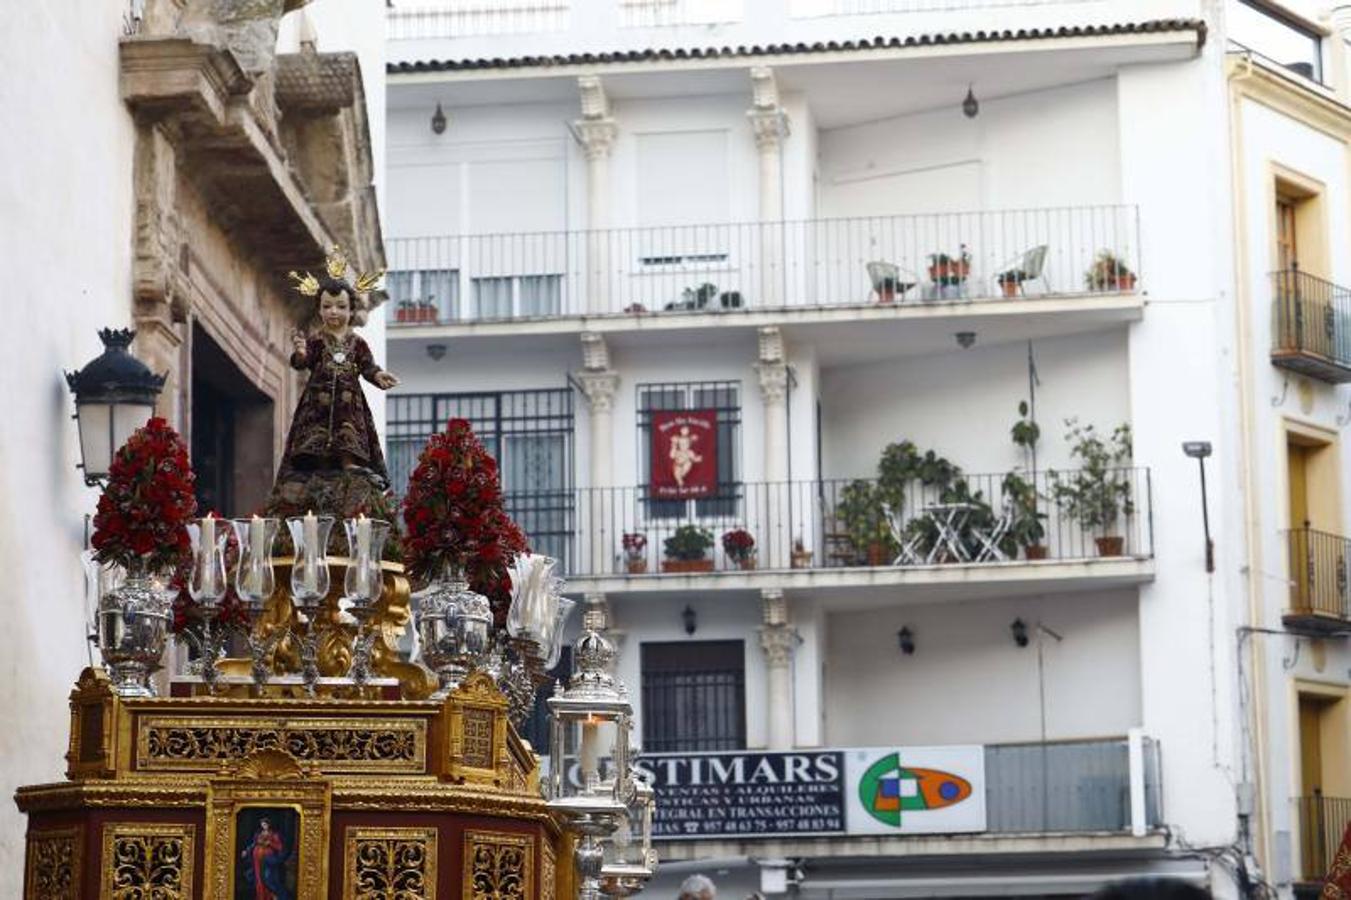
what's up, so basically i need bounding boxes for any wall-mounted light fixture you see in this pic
[1182,440,1215,573]
[682,605,697,636]
[426,343,447,361]
[1010,618,1029,648]
[897,626,915,655]
[65,328,166,486]
[955,331,976,349]
[431,102,447,135]
[962,85,980,119]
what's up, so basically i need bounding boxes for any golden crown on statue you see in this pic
[289,244,385,297]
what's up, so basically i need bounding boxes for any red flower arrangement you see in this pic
[402,418,528,625]
[721,528,756,563]
[622,532,647,556]
[91,417,196,574]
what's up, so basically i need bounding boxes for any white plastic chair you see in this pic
[995,244,1050,297]
[866,261,917,303]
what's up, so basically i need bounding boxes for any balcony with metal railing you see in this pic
[1270,269,1351,383]
[478,468,1153,596]
[1284,528,1351,634]
[1295,793,1351,883]
[385,206,1143,339]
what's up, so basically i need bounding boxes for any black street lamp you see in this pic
[1182,441,1215,573]
[65,328,166,486]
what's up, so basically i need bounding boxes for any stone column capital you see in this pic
[760,588,788,626]
[576,370,621,413]
[759,623,798,668]
[754,360,789,406]
[574,117,618,161]
[748,108,790,152]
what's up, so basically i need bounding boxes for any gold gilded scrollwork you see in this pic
[25,827,81,900]
[542,840,556,900]
[99,823,195,900]
[464,831,533,900]
[462,708,495,770]
[138,716,425,773]
[344,826,437,899]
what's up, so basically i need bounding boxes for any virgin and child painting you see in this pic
[235,807,299,900]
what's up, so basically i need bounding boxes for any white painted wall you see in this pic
[0,4,137,892]
[824,591,1142,746]
[820,329,1131,479]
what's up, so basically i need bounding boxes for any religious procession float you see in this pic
[18,248,655,899]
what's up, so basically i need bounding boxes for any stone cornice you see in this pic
[1227,53,1351,143]
[120,36,251,125]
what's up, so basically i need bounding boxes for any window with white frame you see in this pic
[387,269,459,321]
[471,274,562,320]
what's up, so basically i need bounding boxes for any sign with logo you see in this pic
[650,410,717,498]
[637,746,984,840]
[843,746,986,835]
[637,751,846,840]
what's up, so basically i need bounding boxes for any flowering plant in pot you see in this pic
[1007,401,1047,559]
[402,417,529,625]
[622,532,648,574]
[790,538,813,569]
[927,245,972,287]
[662,525,715,573]
[722,528,756,570]
[1085,251,1136,292]
[1049,419,1134,557]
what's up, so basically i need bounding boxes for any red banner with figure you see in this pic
[1323,822,1351,898]
[651,410,718,498]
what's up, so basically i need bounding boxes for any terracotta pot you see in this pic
[625,558,648,575]
[877,286,896,304]
[865,543,889,566]
[395,308,411,323]
[1095,536,1125,557]
[416,307,438,323]
[791,551,813,570]
[662,558,715,574]
[1119,273,1137,292]
[1024,544,1049,560]
[735,557,757,571]
[1001,280,1020,298]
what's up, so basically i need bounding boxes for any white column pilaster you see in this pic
[748,67,789,306]
[575,76,618,314]
[759,588,796,750]
[755,327,790,567]
[577,334,621,574]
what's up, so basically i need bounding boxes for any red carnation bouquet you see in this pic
[722,527,756,563]
[402,418,528,624]
[91,416,196,575]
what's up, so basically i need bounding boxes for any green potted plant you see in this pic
[1050,419,1134,556]
[1085,251,1137,292]
[722,528,756,570]
[394,299,416,323]
[662,524,715,573]
[836,480,894,566]
[997,269,1026,298]
[414,298,438,323]
[1008,400,1047,559]
[790,537,813,569]
[927,244,972,292]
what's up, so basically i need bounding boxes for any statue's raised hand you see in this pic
[373,371,399,390]
[291,330,307,357]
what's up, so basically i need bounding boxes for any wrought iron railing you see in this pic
[1296,793,1351,881]
[1271,269,1351,372]
[495,468,1152,577]
[985,736,1162,833]
[386,206,1140,325]
[388,3,570,39]
[792,0,1083,16]
[1286,528,1351,622]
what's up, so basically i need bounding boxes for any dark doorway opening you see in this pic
[191,325,275,517]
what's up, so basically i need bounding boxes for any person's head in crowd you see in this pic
[678,874,716,900]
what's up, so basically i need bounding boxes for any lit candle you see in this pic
[356,514,372,597]
[579,715,600,788]
[303,509,319,593]
[248,514,265,595]
[201,512,217,594]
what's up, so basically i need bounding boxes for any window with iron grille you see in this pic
[386,389,574,566]
[636,381,741,518]
[641,640,746,753]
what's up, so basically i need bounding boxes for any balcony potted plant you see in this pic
[1085,251,1137,293]
[722,528,756,570]
[997,268,1026,299]
[1002,471,1048,560]
[394,299,416,323]
[790,537,813,569]
[1050,419,1134,556]
[414,299,438,323]
[622,532,648,574]
[662,524,715,573]
[836,480,894,566]
[928,245,972,298]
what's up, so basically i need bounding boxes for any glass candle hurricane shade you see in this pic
[232,517,279,607]
[287,513,335,607]
[342,517,390,607]
[187,517,229,609]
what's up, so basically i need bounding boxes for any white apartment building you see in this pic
[383,1,1351,897]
